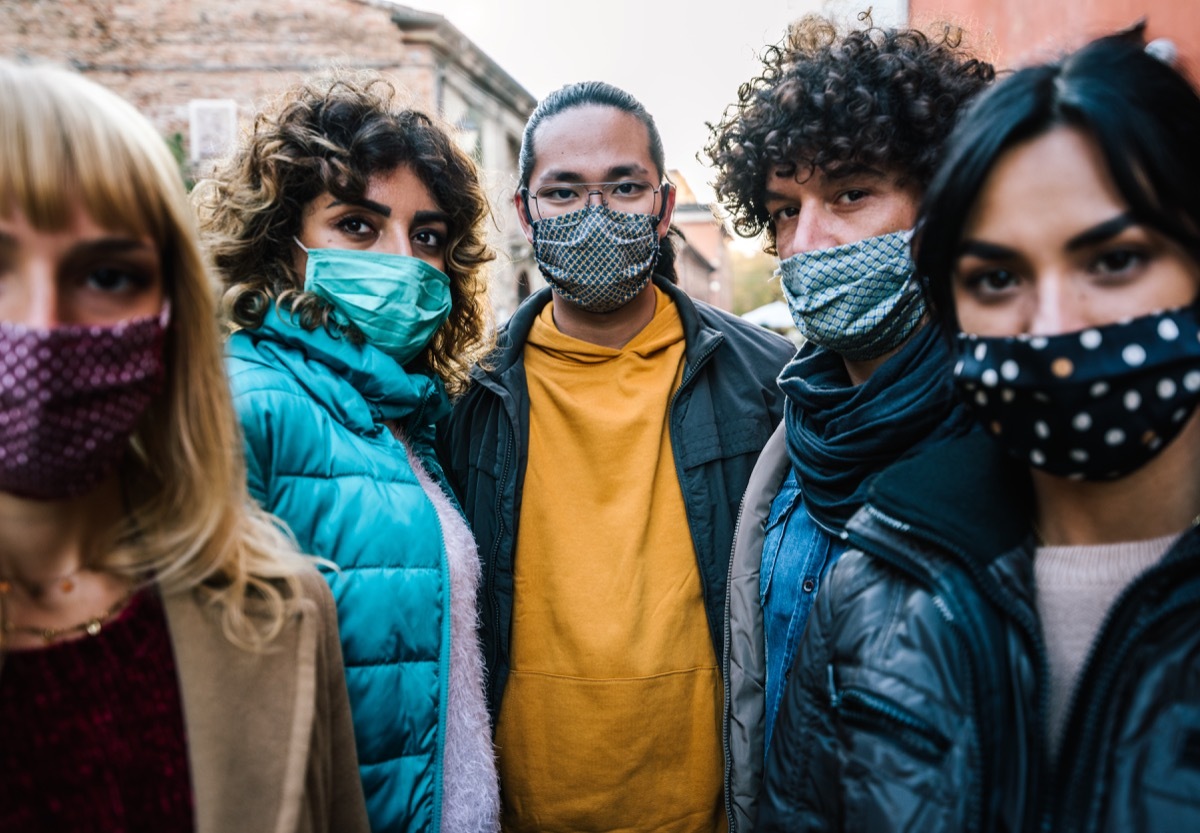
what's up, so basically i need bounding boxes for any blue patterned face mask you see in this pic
[297,241,452,366]
[779,229,924,361]
[531,205,660,313]
[954,305,1200,481]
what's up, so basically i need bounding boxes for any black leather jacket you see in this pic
[759,431,1200,833]
[439,277,794,720]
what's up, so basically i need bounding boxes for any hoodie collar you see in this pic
[483,275,722,382]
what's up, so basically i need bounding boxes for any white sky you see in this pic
[423,0,906,214]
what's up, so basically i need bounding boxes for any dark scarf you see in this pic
[780,323,976,531]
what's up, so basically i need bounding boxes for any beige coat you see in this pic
[163,568,369,833]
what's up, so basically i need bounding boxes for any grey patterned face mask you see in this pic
[779,229,924,361]
[531,205,660,313]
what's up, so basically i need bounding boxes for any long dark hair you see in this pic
[915,29,1200,331]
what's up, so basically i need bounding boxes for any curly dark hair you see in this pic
[704,14,994,253]
[194,71,494,396]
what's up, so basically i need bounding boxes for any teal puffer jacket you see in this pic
[227,305,451,833]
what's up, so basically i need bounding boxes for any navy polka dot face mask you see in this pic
[953,305,1200,480]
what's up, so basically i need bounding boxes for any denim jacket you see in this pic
[759,468,844,751]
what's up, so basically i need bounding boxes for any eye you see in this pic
[539,186,581,202]
[335,215,376,237]
[413,228,446,252]
[611,181,648,197]
[836,189,869,205]
[770,205,799,224]
[1092,247,1146,277]
[960,268,1019,296]
[85,266,151,294]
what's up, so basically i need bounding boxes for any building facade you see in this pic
[906,0,1197,74]
[0,0,539,321]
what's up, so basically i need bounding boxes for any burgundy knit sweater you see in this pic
[0,589,194,832]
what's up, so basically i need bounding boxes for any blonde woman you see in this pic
[0,61,368,833]
[195,74,499,833]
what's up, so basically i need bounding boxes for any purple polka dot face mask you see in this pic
[0,308,167,501]
[953,305,1200,481]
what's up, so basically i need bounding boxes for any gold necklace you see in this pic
[1,588,138,645]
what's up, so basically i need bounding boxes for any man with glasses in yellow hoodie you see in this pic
[440,81,793,832]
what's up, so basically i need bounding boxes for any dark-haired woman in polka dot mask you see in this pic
[759,27,1200,833]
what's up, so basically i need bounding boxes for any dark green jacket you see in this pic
[439,277,794,719]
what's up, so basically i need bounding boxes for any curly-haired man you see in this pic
[704,14,993,829]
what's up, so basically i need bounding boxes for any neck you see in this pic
[839,318,927,385]
[549,282,657,349]
[0,479,123,590]
[842,343,904,386]
[1032,411,1200,545]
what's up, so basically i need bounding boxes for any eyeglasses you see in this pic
[523,180,664,220]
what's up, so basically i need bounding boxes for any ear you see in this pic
[655,182,677,240]
[514,190,535,244]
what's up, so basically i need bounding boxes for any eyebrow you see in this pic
[1066,212,1136,251]
[959,213,1140,260]
[538,163,651,183]
[958,239,1019,260]
[824,163,887,181]
[326,197,392,217]
[414,210,450,225]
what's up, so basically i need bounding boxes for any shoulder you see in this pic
[292,564,336,614]
[691,299,795,370]
[227,333,313,396]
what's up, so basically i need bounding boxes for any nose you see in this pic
[375,228,412,258]
[1029,277,1086,336]
[786,208,838,257]
[584,188,607,208]
[8,260,62,328]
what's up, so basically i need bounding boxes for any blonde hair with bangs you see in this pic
[0,60,309,650]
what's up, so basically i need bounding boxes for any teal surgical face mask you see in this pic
[297,241,452,366]
[778,229,924,361]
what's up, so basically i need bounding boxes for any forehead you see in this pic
[965,127,1122,239]
[528,105,655,185]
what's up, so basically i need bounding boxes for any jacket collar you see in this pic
[859,429,1035,567]
[232,305,450,431]
[164,586,321,833]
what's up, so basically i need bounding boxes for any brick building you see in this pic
[669,172,735,312]
[903,0,1197,74]
[0,0,540,320]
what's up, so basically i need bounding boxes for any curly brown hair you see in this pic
[194,71,493,396]
[704,14,994,253]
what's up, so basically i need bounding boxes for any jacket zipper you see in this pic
[828,667,953,761]
[667,333,722,640]
[722,491,748,833]
[486,410,515,711]
[663,330,728,828]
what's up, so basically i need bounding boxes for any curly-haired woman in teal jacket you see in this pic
[195,72,499,833]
